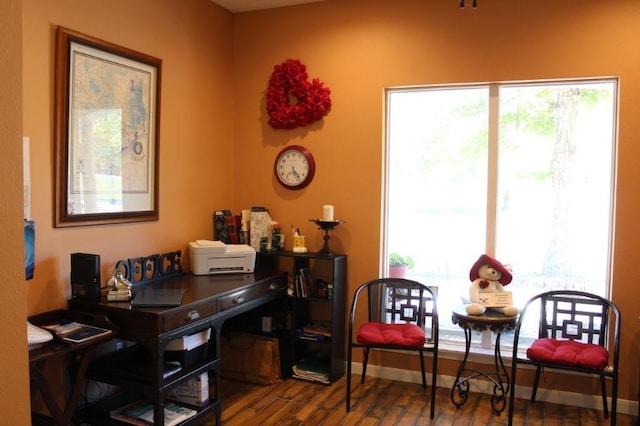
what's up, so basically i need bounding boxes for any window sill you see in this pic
[435,341,528,365]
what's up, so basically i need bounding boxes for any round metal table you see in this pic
[450,305,518,413]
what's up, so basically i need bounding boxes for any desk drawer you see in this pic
[219,285,264,312]
[218,278,284,312]
[162,300,217,332]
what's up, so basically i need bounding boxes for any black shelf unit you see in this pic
[78,322,219,425]
[256,251,347,384]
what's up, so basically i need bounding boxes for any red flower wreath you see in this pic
[266,59,332,129]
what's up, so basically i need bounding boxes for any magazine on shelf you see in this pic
[110,400,197,426]
[292,357,330,384]
[41,320,112,343]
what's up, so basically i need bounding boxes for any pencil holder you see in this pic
[292,236,307,253]
[293,236,305,248]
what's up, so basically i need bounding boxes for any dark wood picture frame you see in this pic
[54,27,162,227]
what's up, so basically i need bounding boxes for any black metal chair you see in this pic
[508,290,621,425]
[346,278,438,418]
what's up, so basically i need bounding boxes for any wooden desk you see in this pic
[28,309,114,426]
[450,305,518,413]
[68,271,286,425]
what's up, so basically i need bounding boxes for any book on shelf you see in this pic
[295,274,305,298]
[287,273,296,296]
[292,358,330,384]
[225,211,239,244]
[298,266,315,297]
[41,320,112,343]
[213,210,229,243]
[301,321,332,339]
[110,400,197,426]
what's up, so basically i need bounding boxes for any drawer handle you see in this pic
[233,296,245,305]
[268,283,278,291]
[186,311,200,321]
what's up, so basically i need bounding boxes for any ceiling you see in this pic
[211,0,326,13]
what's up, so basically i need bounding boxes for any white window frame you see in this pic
[382,78,618,353]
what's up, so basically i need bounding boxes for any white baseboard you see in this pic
[348,362,638,417]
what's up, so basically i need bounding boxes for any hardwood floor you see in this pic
[208,375,637,425]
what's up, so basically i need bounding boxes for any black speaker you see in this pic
[71,253,101,301]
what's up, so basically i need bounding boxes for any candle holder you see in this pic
[310,219,345,254]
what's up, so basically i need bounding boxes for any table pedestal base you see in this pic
[450,305,517,414]
[450,328,510,413]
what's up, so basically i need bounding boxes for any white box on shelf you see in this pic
[165,328,211,352]
[168,372,209,407]
[165,328,211,366]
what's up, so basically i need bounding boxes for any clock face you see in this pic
[274,145,315,189]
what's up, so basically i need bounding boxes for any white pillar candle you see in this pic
[323,205,334,221]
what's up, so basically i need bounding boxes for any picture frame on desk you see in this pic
[53,26,162,227]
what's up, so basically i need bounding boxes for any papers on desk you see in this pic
[41,321,112,343]
[27,321,53,350]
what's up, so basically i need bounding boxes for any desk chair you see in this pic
[508,290,621,425]
[346,278,438,418]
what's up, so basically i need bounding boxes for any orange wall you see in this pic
[1,0,31,423]
[231,0,640,401]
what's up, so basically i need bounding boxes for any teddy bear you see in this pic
[465,254,518,316]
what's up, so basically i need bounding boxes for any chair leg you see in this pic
[599,373,609,419]
[418,350,426,388]
[361,348,370,384]
[346,344,353,412]
[429,352,438,419]
[531,366,542,402]
[611,374,618,426]
[507,358,518,426]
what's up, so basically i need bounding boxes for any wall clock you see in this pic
[274,145,315,190]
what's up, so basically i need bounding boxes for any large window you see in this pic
[384,79,617,348]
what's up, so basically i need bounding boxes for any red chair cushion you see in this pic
[526,338,609,370]
[357,322,426,347]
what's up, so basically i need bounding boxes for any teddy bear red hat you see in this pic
[469,254,513,285]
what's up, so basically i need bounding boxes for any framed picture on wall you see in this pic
[53,26,162,227]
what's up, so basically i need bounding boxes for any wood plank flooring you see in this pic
[207,375,637,425]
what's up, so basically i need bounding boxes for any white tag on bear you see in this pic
[479,291,513,307]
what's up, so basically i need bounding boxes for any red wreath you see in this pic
[266,59,331,129]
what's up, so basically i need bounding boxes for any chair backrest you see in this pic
[350,278,439,345]
[533,290,619,347]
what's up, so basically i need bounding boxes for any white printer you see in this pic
[188,240,256,275]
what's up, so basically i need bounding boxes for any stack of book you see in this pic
[110,400,197,425]
[292,358,330,384]
[298,321,332,341]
